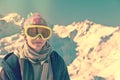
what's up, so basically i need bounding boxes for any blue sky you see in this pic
[0,0,120,26]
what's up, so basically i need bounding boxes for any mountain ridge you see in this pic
[0,13,120,80]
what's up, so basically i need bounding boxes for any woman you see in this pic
[0,13,70,80]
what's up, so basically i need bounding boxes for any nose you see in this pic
[35,35,42,40]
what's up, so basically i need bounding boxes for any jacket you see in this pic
[0,51,70,80]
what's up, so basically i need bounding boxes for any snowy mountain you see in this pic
[0,13,120,80]
[53,20,120,80]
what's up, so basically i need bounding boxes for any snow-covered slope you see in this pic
[0,13,120,80]
[53,20,120,80]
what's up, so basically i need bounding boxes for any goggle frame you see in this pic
[24,25,52,40]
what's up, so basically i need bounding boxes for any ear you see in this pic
[24,35,27,41]
[21,30,26,39]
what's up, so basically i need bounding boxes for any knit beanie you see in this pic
[23,13,47,29]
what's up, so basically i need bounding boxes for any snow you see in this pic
[1,13,120,80]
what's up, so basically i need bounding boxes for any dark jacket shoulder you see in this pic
[2,52,19,69]
[1,52,21,80]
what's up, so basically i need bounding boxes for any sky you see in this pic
[0,0,120,26]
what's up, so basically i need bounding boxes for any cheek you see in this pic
[25,37,33,45]
[25,36,33,41]
[27,40,33,46]
[42,40,47,45]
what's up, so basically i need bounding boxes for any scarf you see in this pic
[14,41,53,80]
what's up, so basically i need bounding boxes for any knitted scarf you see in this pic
[14,42,53,80]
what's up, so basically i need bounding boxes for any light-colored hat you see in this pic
[23,13,47,28]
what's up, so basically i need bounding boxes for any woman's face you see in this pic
[25,36,47,52]
[23,25,52,52]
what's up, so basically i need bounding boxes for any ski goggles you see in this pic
[24,25,52,40]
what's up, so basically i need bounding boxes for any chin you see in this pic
[33,45,42,51]
[36,43,45,47]
[34,44,42,47]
